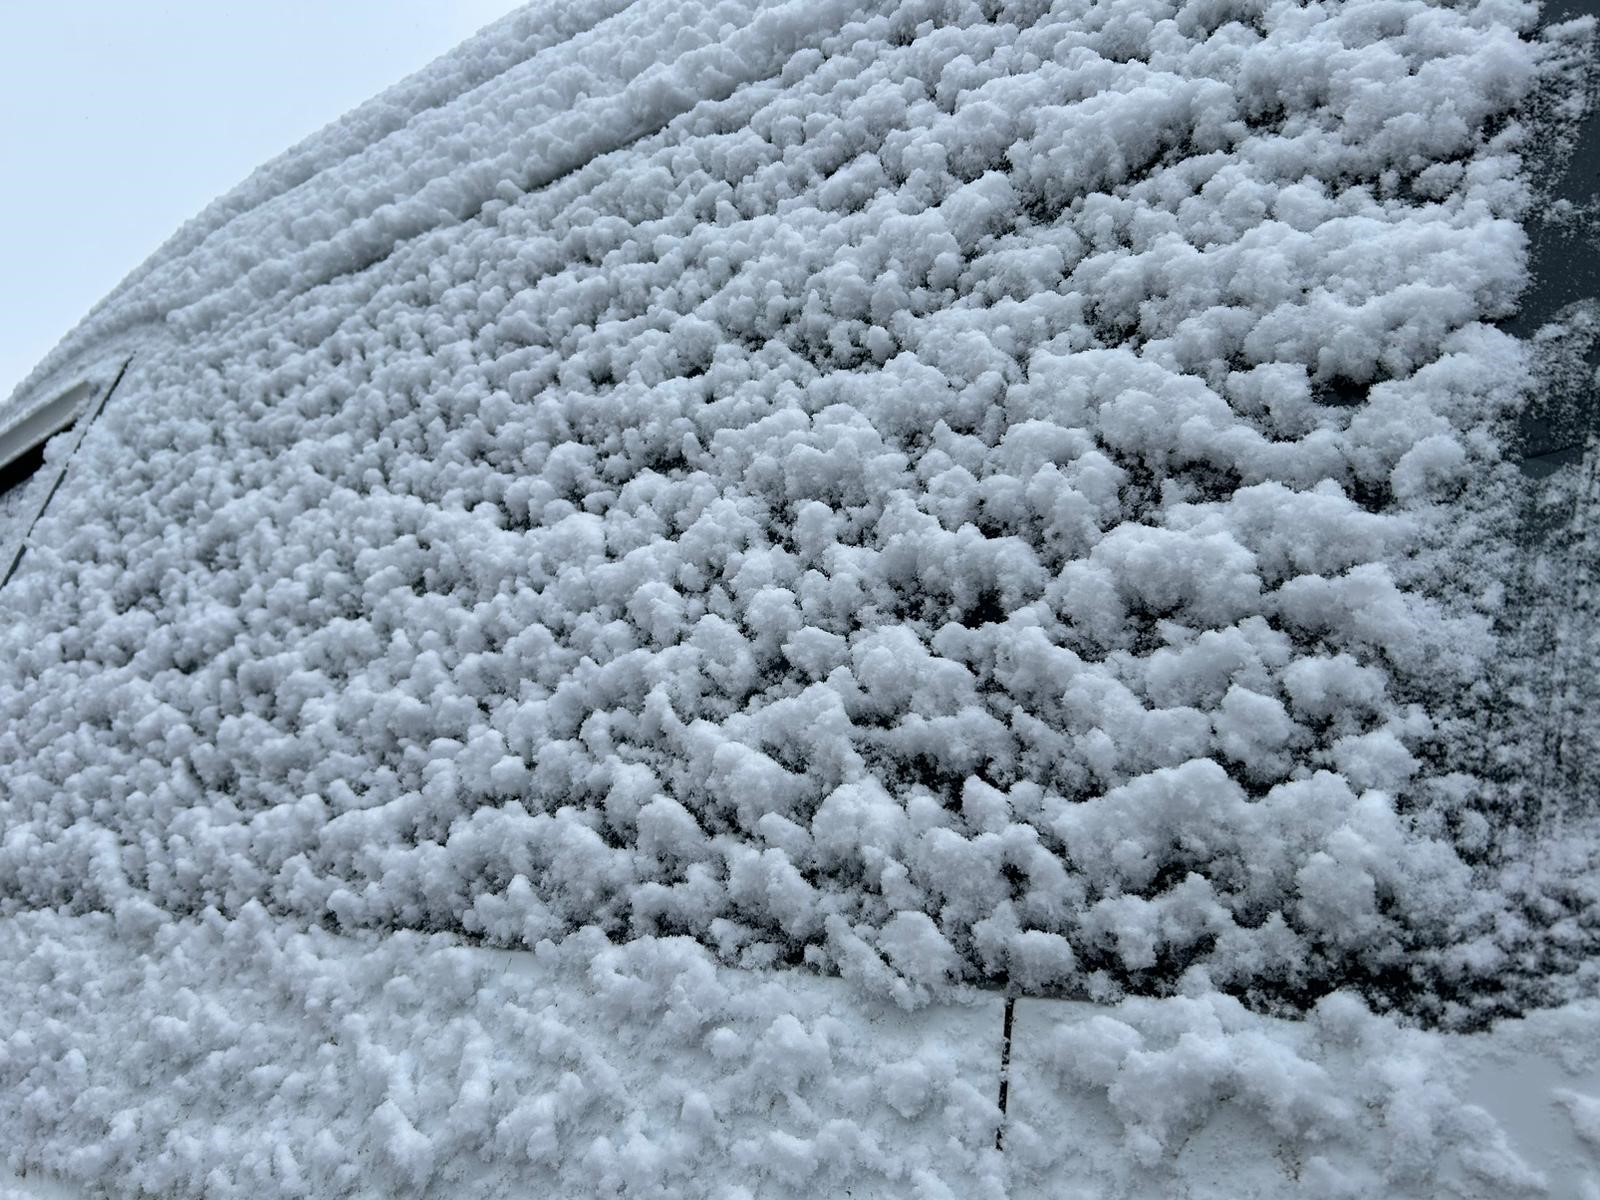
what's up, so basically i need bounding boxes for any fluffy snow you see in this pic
[1,909,1598,1199]
[0,0,1596,1192]
[0,909,1004,1198]
[0,482,28,535]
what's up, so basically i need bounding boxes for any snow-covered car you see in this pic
[2,0,1598,1195]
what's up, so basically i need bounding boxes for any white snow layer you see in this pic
[1,908,1598,1199]
[0,0,1596,1191]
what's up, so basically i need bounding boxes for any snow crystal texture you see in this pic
[0,0,1573,1023]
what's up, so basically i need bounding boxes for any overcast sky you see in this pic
[0,1,524,402]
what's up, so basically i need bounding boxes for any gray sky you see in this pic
[0,1,524,402]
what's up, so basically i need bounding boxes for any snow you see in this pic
[1009,990,1600,1197]
[0,0,1596,1191]
[1,910,1598,1198]
[0,480,29,536]
[0,909,1006,1199]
